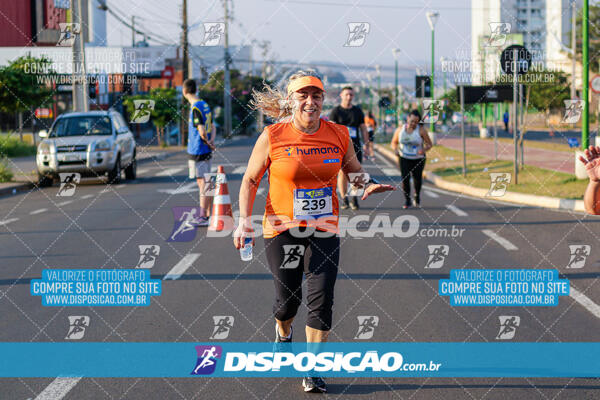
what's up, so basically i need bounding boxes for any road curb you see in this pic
[0,150,183,199]
[0,182,35,197]
[374,143,586,213]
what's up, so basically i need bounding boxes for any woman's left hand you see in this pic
[361,183,396,200]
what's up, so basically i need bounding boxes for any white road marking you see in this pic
[56,200,73,207]
[0,218,18,225]
[232,165,247,174]
[481,229,518,251]
[136,168,150,174]
[30,208,48,215]
[115,184,126,189]
[424,190,439,198]
[374,151,395,167]
[157,182,198,195]
[80,194,93,200]
[35,377,81,400]
[570,286,600,319]
[445,204,468,217]
[382,168,401,176]
[163,253,201,280]
[156,167,184,177]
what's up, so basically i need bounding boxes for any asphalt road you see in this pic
[1,137,600,399]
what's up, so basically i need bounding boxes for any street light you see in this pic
[366,73,373,114]
[392,48,401,125]
[375,64,382,131]
[440,56,447,125]
[426,11,439,133]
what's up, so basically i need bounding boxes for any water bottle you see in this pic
[240,237,253,261]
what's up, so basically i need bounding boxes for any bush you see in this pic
[0,135,37,157]
[0,157,13,182]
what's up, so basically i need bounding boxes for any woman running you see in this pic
[391,109,432,208]
[233,70,394,393]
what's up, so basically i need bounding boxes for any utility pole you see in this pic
[72,0,88,112]
[512,48,519,184]
[223,0,232,138]
[131,16,136,47]
[181,0,189,145]
[571,0,576,100]
[582,0,589,150]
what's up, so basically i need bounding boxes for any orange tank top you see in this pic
[262,119,350,238]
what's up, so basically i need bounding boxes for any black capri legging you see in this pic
[399,156,426,200]
[264,229,340,331]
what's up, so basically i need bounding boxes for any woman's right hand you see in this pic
[233,218,254,249]
[579,146,600,183]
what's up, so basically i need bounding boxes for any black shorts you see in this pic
[368,130,374,142]
[351,138,363,163]
[264,229,340,331]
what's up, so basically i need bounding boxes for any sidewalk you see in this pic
[437,135,575,174]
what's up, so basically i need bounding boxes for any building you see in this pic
[0,0,107,47]
[471,0,581,86]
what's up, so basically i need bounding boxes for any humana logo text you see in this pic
[224,351,441,373]
[296,146,340,156]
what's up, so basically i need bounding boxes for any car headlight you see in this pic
[38,142,51,155]
[94,140,111,151]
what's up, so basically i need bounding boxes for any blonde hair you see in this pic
[249,69,323,121]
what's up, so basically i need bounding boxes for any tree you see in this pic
[522,68,570,117]
[124,87,179,146]
[200,69,265,135]
[0,55,55,134]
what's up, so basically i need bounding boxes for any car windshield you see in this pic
[50,116,112,137]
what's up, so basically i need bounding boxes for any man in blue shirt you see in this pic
[183,79,215,226]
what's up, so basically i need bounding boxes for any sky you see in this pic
[105,0,472,76]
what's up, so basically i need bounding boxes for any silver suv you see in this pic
[36,110,137,186]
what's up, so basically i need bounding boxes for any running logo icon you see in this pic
[210,316,234,339]
[425,245,449,269]
[496,316,520,340]
[65,316,89,340]
[487,173,511,197]
[485,22,511,47]
[348,173,369,196]
[344,22,370,47]
[203,173,219,196]
[191,345,222,375]
[57,23,80,47]
[422,100,442,123]
[562,100,584,124]
[57,173,81,197]
[284,147,294,156]
[168,207,202,242]
[355,316,379,339]
[131,100,155,123]
[201,23,225,46]
[280,245,306,269]
[137,245,160,268]
[567,245,590,269]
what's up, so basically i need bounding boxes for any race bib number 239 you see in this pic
[293,187,333,219]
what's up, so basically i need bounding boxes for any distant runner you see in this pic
[329,86,370,210]
[364,111,377,161]
[183,79,215,227]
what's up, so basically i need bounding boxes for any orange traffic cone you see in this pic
[208,165,234,231]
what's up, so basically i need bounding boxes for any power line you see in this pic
[264,0,576,10]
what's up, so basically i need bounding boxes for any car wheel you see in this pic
[37,173,54,188]
[108,155,121,184]
[124,154,136,180]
